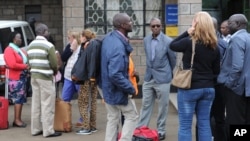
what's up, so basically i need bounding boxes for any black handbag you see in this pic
[71,47,87,84]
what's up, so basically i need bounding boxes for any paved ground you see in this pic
[0,94,196,141]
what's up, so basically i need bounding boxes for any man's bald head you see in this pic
[112,13,132,35]
[228,14,248,34]
[113,13,130,29]
[150,18,161,24]
[35,23,48,35]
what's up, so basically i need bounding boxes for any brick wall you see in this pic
[130,40,145,85]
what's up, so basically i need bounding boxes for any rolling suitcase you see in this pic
[0,68,9,129]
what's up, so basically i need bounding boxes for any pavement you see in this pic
[0,93,196,141]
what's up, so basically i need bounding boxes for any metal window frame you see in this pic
[84,0,165,39]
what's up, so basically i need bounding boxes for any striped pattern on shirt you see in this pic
[27,36,57,80]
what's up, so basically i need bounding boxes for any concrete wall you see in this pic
[175,0,202,67]
[62,0,84,47]
[178,0,202,34]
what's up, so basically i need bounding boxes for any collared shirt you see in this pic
[222,34,231,43]
[151,36,159,60]
[116,30,128,42]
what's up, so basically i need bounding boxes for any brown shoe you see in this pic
[75,122,82,127]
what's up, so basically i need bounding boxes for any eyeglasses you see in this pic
[151,25,161,28]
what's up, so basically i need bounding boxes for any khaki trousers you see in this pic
[30,78,56,137]
[105,98,139,141]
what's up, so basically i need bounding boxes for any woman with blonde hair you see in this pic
[61,30,81,101]
[170,11,220,141]
[75,29,100,135]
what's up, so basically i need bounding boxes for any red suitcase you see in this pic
[0,68,9,129]
[0,97,9,129]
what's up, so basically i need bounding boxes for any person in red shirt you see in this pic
[4,31,29,128]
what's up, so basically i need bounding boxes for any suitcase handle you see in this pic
[5,68,9,99]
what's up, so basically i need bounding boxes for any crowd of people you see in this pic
[3,11,250,141]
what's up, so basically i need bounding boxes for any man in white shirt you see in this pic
[220,20,231,43]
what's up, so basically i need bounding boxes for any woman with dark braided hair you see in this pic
[4,31,30,128]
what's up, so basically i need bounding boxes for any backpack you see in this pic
[117,126,158,141]
[71,38,102,84]
[132,126,159,141]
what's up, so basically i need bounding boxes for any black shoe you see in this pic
[32,131,43,136]
[159,133,165,140]
[46,132,62,138]
[13,122,27,128]
[91,128,98,133]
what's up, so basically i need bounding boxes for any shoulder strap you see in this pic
[190,39,196,69]
[176,39,196,69]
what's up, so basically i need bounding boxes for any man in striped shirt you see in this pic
[27,23,61,138]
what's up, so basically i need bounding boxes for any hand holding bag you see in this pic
[171,39,195,89]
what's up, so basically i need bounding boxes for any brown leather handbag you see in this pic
[54,98,72,132]
[171,39,195,89]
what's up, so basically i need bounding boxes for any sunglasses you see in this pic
[151,24,161,28]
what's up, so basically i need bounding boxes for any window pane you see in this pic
[23,26,35,44]
[106,0,119,10]
[0,28,11,52]
[85,1,105,24]
[119,0,143,11]
[145,25,152,37]
[85,10,105,26]
[146,0,162,10]
[145,0,162,24]
[85,0,163,38]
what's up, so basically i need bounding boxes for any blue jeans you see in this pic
[61,78,80,102]
[177,88,215,141]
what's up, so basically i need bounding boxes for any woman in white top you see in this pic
[61,30,81,101]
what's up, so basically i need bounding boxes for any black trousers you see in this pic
[210,84,226,141]
[224,87,250,141]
